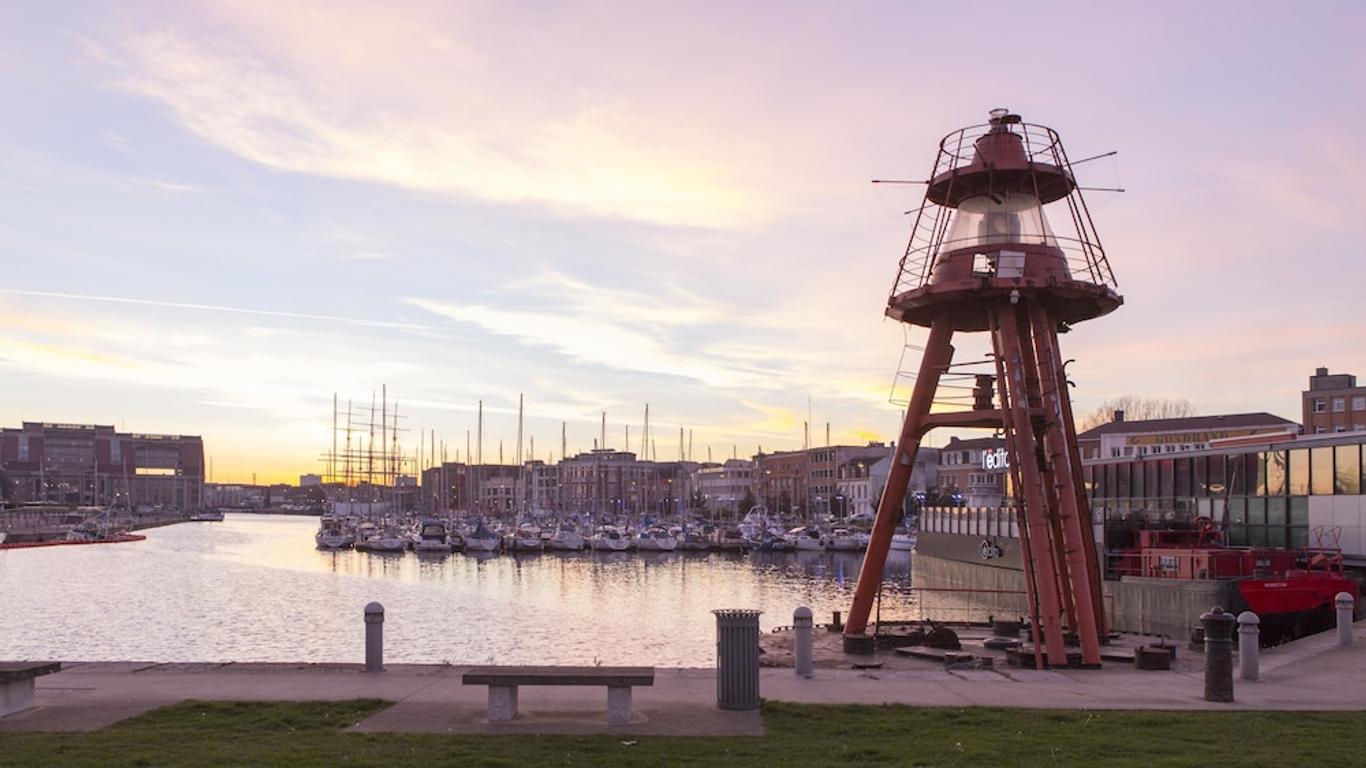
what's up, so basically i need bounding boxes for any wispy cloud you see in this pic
[129,176,199,192]
[101,24,771,230]
[407,296,771,389]
[0,290,435,332]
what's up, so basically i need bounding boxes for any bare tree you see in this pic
[1077,395,1197,432]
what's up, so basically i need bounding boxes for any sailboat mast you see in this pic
[381,385,388,487]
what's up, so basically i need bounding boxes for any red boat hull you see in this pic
[1238,574,1357,616]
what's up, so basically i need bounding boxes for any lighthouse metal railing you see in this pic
[889,119,1117,302]
[890,234,1113,301]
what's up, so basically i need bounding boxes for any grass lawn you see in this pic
[0,699,1356,767]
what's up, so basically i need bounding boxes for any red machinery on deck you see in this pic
[847,109,1120,668]
[1110,520,1357,637]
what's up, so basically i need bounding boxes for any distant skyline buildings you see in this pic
[2,3,1362,484]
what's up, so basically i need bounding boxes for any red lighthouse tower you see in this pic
[847,109,1120,668]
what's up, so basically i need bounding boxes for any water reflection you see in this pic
[0,514,916,666]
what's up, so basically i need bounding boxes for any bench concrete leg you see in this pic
[488,685,518,722]
[607,686,632,725]
[0,679,35,718]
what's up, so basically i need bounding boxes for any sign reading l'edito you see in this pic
[982,447,1010,472]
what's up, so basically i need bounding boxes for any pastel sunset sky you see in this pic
[2,2,1363,483]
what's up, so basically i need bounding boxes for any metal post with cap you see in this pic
[1237,611,1260,682]
[364,602,385,672]
[793,606,814,678]
[1337,592,1355,646]
[1201,606,1235,702]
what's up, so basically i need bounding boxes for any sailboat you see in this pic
[413,519,453,553]
[315,516,354,550]
[463,521,502,553]
[589,525,631,551]
[545,522,586,551]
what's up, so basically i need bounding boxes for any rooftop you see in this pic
[942,436,1006,451]
[1077,412,1296,439]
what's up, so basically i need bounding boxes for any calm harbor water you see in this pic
[0,514,918,666]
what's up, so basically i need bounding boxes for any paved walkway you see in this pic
[3,624,1364,736]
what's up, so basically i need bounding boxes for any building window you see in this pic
[1333,398,1346,413]
[1289,445,1311,491]
[1354,396,1366,411]
[1335,445,1361,495]
[1313,399,1326,413]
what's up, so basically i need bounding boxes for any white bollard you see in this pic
[1337,592,1355,647]
[794,606,814,678]
[364,602,385,672]
[1237,611,1259,681]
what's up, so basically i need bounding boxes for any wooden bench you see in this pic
[461,666,654,725]
[1,662,61,717]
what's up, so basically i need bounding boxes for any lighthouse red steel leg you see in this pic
[1026,301,1103,665]
[990,311,1046,669]
[1009,309,1082,635]
[845,320,954,640]
[1052,342,1110,637]
[994,305,1070,667]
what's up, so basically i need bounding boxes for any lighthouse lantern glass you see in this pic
[941,191,1058,251]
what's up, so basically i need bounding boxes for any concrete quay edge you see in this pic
[2,624,1364,736]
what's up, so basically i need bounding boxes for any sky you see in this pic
[2,1,1364,484]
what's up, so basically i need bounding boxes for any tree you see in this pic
[0,468,13,506]
[740,489,758,515]
[1077,395,1197,432]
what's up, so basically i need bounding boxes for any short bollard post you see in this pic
[1237,611,1260,682]
[794,606,814,678]
[364,602,384,672]
[1201,606,1235,702]
[1337,592,1355,646]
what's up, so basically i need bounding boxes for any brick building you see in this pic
[938,435,1008,507]
[1304,367,1366,434]
[0,422,204,510]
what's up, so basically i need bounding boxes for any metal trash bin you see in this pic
[713,609,762,710]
